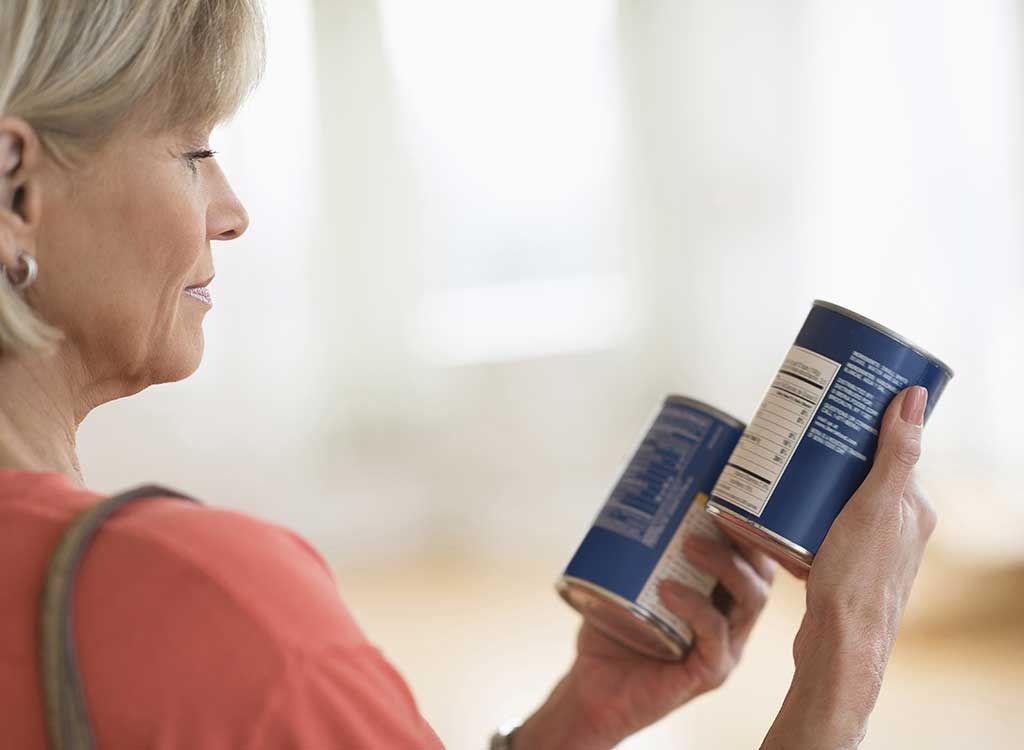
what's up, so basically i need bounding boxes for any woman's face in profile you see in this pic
[25,125,249,388]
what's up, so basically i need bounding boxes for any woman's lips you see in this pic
[183,286,212,305]
[184,273,214,305]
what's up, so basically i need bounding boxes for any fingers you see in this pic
[860,386,927,502]
[658,580,732,684]
[683,535,771,641]
[717,521,805,581]
[715,525,778,584]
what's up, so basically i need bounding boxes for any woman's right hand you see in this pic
[760,385,938,750]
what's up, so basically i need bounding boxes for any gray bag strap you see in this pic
[39,484,203,750]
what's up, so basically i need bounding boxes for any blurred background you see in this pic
[78,0,1023,747]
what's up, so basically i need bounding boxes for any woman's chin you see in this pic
[156,331,205,384]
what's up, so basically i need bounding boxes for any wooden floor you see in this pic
[332,549,1024,749]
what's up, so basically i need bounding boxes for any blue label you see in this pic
[564,399,743,602]
[711,304,951,554]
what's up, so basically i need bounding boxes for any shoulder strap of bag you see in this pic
[39,484,203,750]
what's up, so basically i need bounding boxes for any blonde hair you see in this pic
[0,0,265,354]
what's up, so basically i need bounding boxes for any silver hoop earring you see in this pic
[0,251,38,291]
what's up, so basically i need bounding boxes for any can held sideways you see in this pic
[706,300,954,572]
[558,395,744,661]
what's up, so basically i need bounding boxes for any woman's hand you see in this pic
[762,385,938,750]
[515,532,776,750]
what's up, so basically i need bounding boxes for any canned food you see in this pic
[558,395,744,660]
[706,300,953,571]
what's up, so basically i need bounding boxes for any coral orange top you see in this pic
[0,469,443,749]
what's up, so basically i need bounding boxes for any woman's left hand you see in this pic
[514,531,776,750]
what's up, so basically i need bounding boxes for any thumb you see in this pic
[860,386,928,501]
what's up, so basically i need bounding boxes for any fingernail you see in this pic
[900,386,927,426]
[658,579,685,601]
[683,535,708,557]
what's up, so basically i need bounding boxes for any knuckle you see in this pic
[697,607,725,642]
[752,579,771,610]
[907,480,938,535]
[920,503,938,536]
[712,659,734,688]
[711,613,729,643]
[891,434,922,469]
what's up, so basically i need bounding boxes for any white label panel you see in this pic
[711,345,841,517]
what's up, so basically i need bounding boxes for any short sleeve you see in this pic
[72,499,443,749]
[245,642,445,749]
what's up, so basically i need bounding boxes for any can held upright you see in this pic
[558,395,744,661]
[706,300,954,571]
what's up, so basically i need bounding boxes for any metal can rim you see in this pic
[811,300,955,380]
[705,500,815,568]
[556,575,689,660]
[664,395,745,430]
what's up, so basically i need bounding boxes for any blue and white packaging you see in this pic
[707,300,953,570]
[558,396,744,660]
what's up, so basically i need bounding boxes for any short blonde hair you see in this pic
[0,0,265,354]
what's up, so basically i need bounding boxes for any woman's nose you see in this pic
[206,159,250,241]
[213,201,249,240]
[208,190,249,241]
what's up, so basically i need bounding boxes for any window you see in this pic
[379,0,631,364]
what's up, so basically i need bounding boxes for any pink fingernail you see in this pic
[659,579,682,599]
[900,386,927,426]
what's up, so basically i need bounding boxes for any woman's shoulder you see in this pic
[81,481,365,650]
[0,468,367,651]
[100,481,336,582]
[30,477,368,659]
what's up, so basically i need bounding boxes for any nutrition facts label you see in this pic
[712,346,840,516]
[594,404,713,548]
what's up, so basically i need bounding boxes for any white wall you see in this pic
[79,0,1023,567]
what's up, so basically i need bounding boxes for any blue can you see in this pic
[706,300,954,571]
[558,396,745,660]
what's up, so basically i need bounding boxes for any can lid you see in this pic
[664,395,745,430]
[812,300,955,379]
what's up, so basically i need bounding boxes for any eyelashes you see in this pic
[184,148,217,174]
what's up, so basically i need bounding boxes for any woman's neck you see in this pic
[0,346,94,488]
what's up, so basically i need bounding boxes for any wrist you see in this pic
[763,617,888,750]
[794,606,894,697]
[512,670,620,750]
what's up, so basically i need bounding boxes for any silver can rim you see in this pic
[812,300,954,380]
[556,575,690,660]
[664,394,745,431]
[705,500,815,568]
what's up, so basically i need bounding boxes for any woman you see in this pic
[0,2,937,749]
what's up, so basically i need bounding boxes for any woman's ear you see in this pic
[0,117,43,268]
[0,131,20,211]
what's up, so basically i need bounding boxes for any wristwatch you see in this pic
[489,718,523,749]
